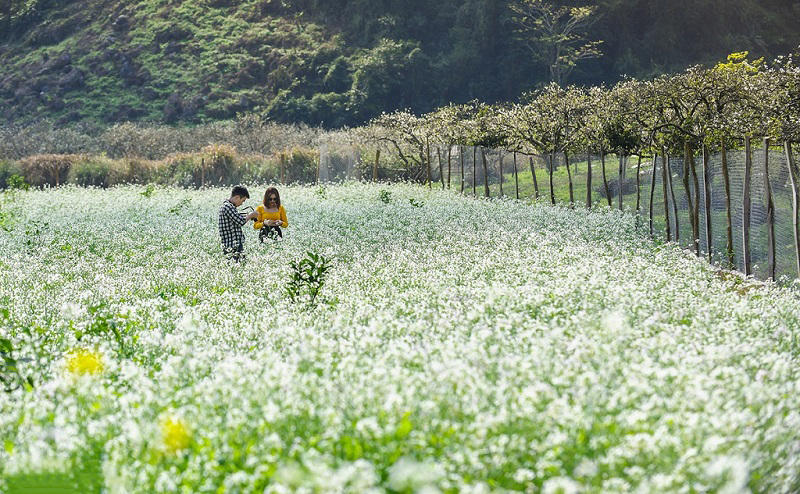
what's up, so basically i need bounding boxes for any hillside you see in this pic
[0,0,798,127]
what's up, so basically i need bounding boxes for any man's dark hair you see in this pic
[231,185,250,198]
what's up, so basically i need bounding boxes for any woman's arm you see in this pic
[253,205,265,229]
[280,206,288,227]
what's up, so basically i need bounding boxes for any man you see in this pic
[218,185,258,262]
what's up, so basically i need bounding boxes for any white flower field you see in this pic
[1,183,800,493]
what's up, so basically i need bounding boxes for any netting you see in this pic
[318,143,360,183]
[321,142,800,282]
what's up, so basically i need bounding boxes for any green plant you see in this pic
[285,252,331,304]
[141,184,156,198]
[168,197,192,215]
[409,197,424,207]
[379,189,392,203]
[315,185,327,199]
[1,333,34,393]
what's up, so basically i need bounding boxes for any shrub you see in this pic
[69,156,127,188]
[0,160,22,189]
[202,144,237,185]
[127,158,165,184]
[17,154,80,187]
[236,154,278,183]
[277,147,318,184]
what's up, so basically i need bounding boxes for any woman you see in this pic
[254,186,288,241]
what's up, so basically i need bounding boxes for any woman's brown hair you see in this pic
[262,187,281,208]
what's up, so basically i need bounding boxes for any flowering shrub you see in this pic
[0,183,799,492]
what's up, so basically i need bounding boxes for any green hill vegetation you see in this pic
[0,0,798,127]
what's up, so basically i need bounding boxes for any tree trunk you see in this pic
[600,148,611,207]
[702,144,713,262]
[649,153,657,237]
[530,156,539,199]
[472,146,477,195]
[373,149,380,182]
[763,138,775,280]
[438,146,444,189]
[721,140,734,269]
[499,151,504,196]
[742,136,753,276]
[682,141,697,254]
[513,151,519,200]
[426,139,432,189]
[586,151,592,208]
[785,141,800,278]
[688,142,701,255]
[617,152,624,210]
[665,150,679,242]
[460,146,465,194]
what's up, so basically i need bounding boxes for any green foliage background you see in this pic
[0,0,797,127]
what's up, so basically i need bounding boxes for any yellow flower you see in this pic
[66,349,104,375]
[160,416,191,453]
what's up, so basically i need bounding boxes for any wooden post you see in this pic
[689,143,701,256]
[565,150,574,205]
[530,156,539,200]
[499,151,504,197]
[763,138,775,281]
[635,154,642,211]
[743,136,753,276]
[586,151,593,208]
[460,146,465,194]
[438,147,445,189]
[721,140,734,269]
[481,147,490,197]
[662,152,671,241]
[447,146,452,190]
[785,141,800,278]
[373,149,380,182]
[682,141,697,254]
[665,151,679,242]
[279,153,286,184]
[600,148,611,207]
[618,152,625,210]
[470,146,478,192]
[315,152,321,184]
[201,158,205,187]
[426,139,432,189]
[513,151,519,200]
[649,153,657,237]
[702,144,713,262]
[548,152,555,205]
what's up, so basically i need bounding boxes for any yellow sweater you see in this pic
[254,204,288,230]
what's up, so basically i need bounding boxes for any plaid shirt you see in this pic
[218,200,247,249]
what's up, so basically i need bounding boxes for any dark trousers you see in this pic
[223,242,244,262]
[259,226,282,242]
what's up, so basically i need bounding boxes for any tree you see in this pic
[509,0,603,85]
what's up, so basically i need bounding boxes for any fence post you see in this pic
[703,144,713,262]
[472,146,477,195]
[548,152,555,204]
[373,149,380,182]
[513,151,519,200]
[618,152,624,210]
[565,150,574,205]
[279,153,286,184]
[530,156,539,200]
[682,141,697,254]
[460,146,465,194]
[785,141,800,278]
[447,146,452,190]
[763,137,775,281]
[438,147,445,189]
[743,136,753,277]
[426,139,432,189]
[649,153,657,237]
[721,140,734,269]
[481,147,490,197]
[662,152,671,241]
[635,154,642,211]
[586,151,593,208]
[499,151,504,197]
